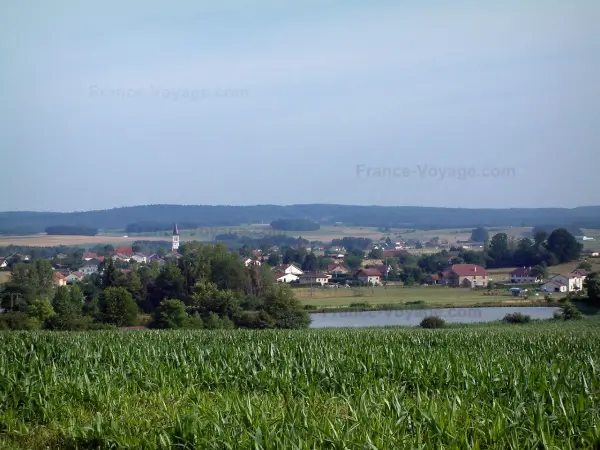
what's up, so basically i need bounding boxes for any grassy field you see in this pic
[0,272,10,284]
[0,225,546,247]
[1,321,599,449]
[294,285,546,308]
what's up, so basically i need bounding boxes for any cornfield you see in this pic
[1,321,599,449]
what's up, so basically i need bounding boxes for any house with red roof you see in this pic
[113,247,133,257]
[509,267,542,284]
[355,268,383,285]
[440,264,488,288]
[327,264,349,276]
[53,271,67,287]
[383,249,410,258]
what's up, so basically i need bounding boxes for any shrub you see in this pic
[0,312,42,330]
[151,299,190,329]
[420,316,445,329]
[503,313,531,324]
[556,302,583,321]
[236,310,276,329]
[204,313,234,330]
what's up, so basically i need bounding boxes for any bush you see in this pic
[236,310,276,329]
[503,312,531,324]
[204,313,234,329]
[151,299,190,329]
[556,302,583,321]
[420,316,445,329]
[0,312,41,330]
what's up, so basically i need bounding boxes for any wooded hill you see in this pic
[1,204,600,235]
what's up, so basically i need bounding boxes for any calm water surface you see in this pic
[310,306,560,328]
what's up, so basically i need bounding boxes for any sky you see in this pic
[1,0,599,212]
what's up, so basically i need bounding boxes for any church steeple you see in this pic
[172,223,180,252]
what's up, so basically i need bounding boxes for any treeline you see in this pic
[270,219,320,231]
[330,237,373,252]
[0,243,311,331]
[3,204,600,235]
[215,233,307,249]
[125,222,201,233]
[45,226,98,236]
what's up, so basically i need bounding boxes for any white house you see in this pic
[80,260,101,276]
[275,264,303,276]
[65,272,84,283]
[356,268,382,285]
[542,273,585,293]
[273,273,299,283]
[509,267,542,284]
[298,272,331,286]
[130,253,148,264]
[241,258,261,267]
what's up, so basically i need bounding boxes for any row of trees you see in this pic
[0,243,311,331]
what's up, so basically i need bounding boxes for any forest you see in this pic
[2,204,600,234]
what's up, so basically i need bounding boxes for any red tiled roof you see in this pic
[114,247,133,256]
[509,267,533,277]
[54,272,66,279]
[449,264,487,277]
[82,253,98,259]
[356,268,382,277]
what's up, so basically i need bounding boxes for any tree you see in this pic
[263,284,311,329]
[267,252,281,267]
[534,231,548,247]
[27,297,56,325]
[368,248,384,259]
[531,264,548,280]
[546,229,582,263]
[345,254,363,270]
[102,287,139,327]
[151,299,190,329]
[578,261,592,270]
[470,227,489,242]
[584,272,600,303]
[302,253,318,272]
[101,258,122,288]
[488,233,510,266]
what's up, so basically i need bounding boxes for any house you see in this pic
[327,264,349,276]
[130,253,148,264]
[114,247,133,258]
[0,257,6,269]
[298,272,331,286]
[424,274,441,285]
[82,252,98,261]
[440,264,488,288]
[273,272,299,283]
[571,268,590,278]
[509,267,542,284]
[541,280,568,293]
[65,272,84,283]
[366,264,392,278]
[328,246,346,254]
[576,236,595,241]
[80,259,101,276]
[356,268,382,285]
[275,264,303,276]
[241,258,261,267]
[542,273,585,293]
[54,271,67,287]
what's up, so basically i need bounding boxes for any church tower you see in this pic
[172,223,180,252]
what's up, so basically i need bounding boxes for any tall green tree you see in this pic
[102,287,139,327]
[547,228,582,263]
[470,227,489,242]
[262,284,311,329]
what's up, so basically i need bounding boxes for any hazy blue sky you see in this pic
[1,0,598,212]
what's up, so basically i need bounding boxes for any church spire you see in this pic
[172,223,180,252]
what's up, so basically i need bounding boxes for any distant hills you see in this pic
[1,204,600,236]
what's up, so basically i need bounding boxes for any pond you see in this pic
[309,306,560,328]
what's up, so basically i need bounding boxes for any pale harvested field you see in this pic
[0,235,172,247]
[0,272,10,284]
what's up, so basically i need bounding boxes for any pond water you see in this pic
[309,306,560,328]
